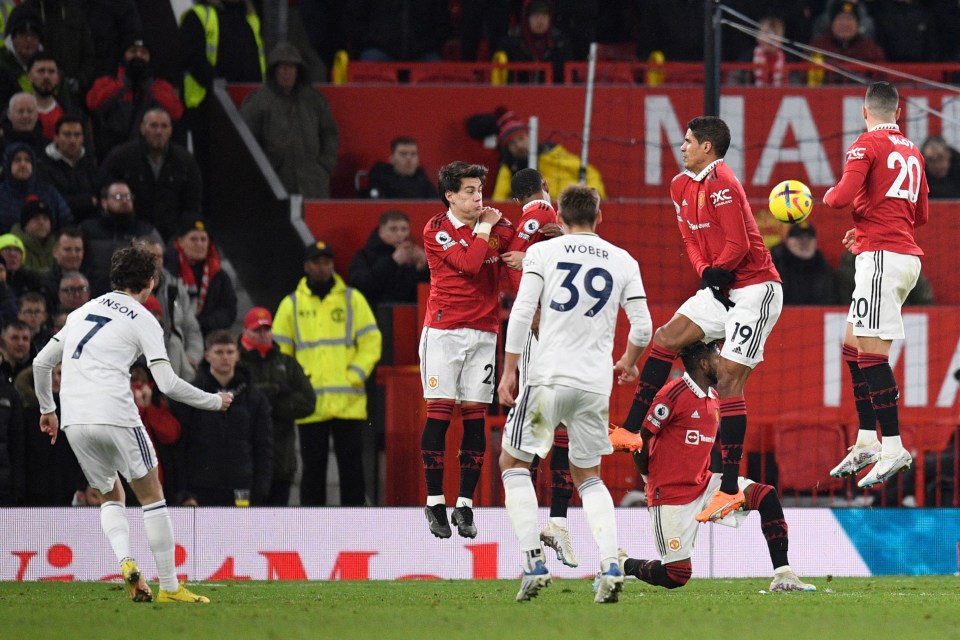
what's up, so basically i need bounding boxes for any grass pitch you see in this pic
[1,577,958,640]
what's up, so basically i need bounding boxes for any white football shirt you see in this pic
[505,232,651,396]
[34,291,220,427]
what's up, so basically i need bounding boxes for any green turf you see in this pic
[1,577,958,640]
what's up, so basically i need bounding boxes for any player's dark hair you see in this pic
[865,81,899,118]
[109,245,156,293]
[557,184,599,227]
[687,116,731,159]
[378,209,409,226]
[438,161,488,206]
[511,167,545,200]
[390,136,417,152]
[204,328,236,350]
[679,341,718,372]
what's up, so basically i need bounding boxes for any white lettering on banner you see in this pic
[719,96,745,179]
[937,338,960,407]
[904,96,928,146]
[942,97,960,150]
[823,313,931,407]
[843,96,866,162]
[754,97,835,186]
[1,508,870,580]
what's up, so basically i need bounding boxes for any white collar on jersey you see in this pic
[683,158,724,182]
[521,198,552,212]
[681,372,716,399]
[446,209,468,229]
[868,123,900,133]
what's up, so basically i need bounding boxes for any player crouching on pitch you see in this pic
[613,342,816,593]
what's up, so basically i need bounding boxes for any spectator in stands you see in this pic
[920,136,960,199]
[136,236,203,378]
[240,41,338,199]
[0,233,46,301]
[15,362,83,505]
[273,240,382,506]
[172,329,273,507]
[40,227,83,300]
[736,15,791,87]
[16,290,49,357]
[0,142,70,234]
[489,107,606,199]
[0,255,18,327]
[99,107,202,241]
[26,54,76,141]
[8,1,95,101]
[84,0,143,80]
[56,270,89,314]
[86,37,184,164]
[142,291,194,380]
[38,115,99,224]
[494,0,574,84]
[344,0,450,62]
[770,223,839,305]
[0,319,31,381]
[872,0,937,63]
[837,249,934,306]
[1,93,50,158]
[363,136,437,200]
[811,0,876,42]
[165,217,237,335]
[11,197,55,274]
[349,209,430,310]
[79,181,161,295]
[0,356,23,505]
[0,12,41,104]
[238,307,314,506]
[809,1,886,70]
[129,357,182,499]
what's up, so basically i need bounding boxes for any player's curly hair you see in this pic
[438,161,488,206]
[679,340,720,372]
[109,244,157,293]
[510,167,545,200]
[687,116,730,158]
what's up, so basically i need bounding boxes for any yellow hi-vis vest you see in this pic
[181,4,266,108]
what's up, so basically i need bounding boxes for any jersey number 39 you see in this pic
[549,262,613,317]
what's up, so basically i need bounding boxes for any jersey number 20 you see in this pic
[71,314,112,359]
[885,151,922,203]
[549,262,613,316]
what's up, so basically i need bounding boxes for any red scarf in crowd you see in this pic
[752,46,785,87]
[241,334,272,358]
[173,238,221,315]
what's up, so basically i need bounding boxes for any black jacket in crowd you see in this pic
[365,162,437,199]
[348,227,430,310]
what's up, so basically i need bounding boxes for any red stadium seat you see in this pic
[774,422,848,496]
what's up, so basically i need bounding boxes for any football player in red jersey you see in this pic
[823,81,928,488]
[620,341,816,593]
[618,116,783,524]
[419,161,514,540]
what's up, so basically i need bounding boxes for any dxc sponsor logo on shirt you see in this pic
[709,189,732,206]
[846,146,866,161]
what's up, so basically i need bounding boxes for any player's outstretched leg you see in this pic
[621,556,691,589]
[622,345,677,432]
[143,499,210,603]
[857,352,912,488]
[745,483,816,592]
[577,476,623,603]
[452,404,486,538]
[539,432,578,567]
[696,396,747,522]
[421,400,454,538]
[502,467,552,602]
[831,344,882,477]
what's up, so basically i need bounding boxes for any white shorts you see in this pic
[847,251,921,340]
[518,331,537,391]
[676,282,783,368]
[419,327,497,403]
[649,473,754,564]
[501,384,611,468]
[64,423,157,494]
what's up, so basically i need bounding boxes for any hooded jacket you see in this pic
[0,142,72,233]
[348,226,430,309]
[239,41,338,198]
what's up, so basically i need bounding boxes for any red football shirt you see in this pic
[504,198,559,292]
[823,123,928,256]
[422,210,515,333]
[644,374,720,506]
[671,159,780,288]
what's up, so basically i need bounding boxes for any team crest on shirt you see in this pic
[488,236,500,250]
[435,230,456,250]
[427,375,439,390]
[846,146,866,160]
[697,191,705,209]
[668,538,681,552]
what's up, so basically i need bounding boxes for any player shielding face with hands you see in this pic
[497,184,652,604]
[823,81,928,488]
[33,245,232,605]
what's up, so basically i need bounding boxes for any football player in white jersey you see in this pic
[33,245,233,604]
[497,184,653,604]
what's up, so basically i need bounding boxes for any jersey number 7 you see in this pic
[71,314,112,359]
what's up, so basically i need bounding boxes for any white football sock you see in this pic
[455,497,473,509]
[548,516,567,528]
[425,495,445,507]
[502,468,541,562]
[99,501,131,564]
[855,429,879,446]
[578,477,618,572]
[881,435,903,455]
[142,500,178,592]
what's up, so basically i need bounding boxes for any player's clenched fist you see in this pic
[218,392,234,411]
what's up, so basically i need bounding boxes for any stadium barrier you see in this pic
[3,507,958,580]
